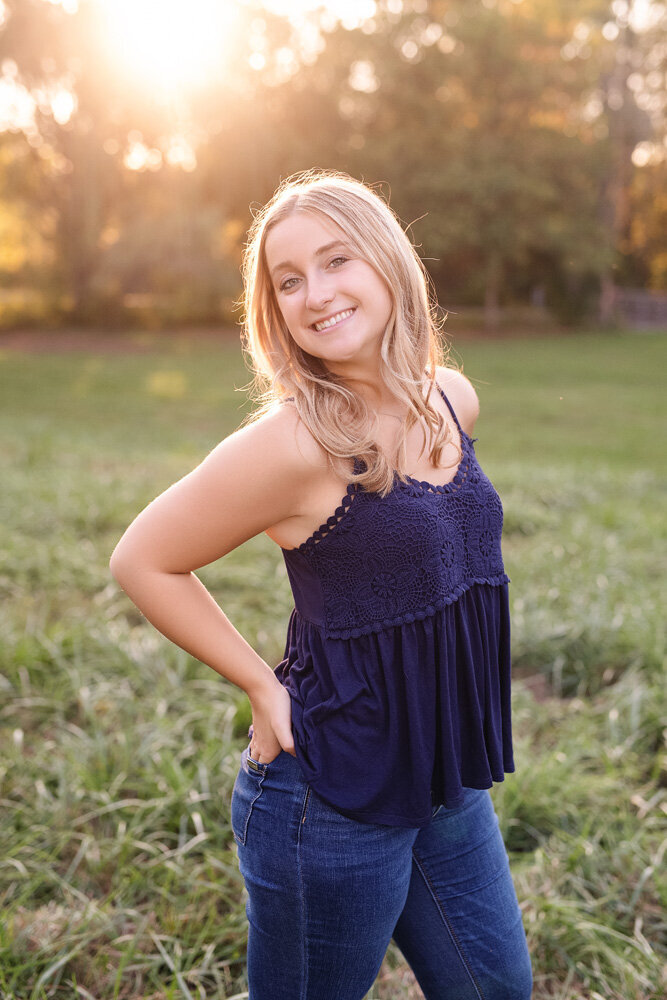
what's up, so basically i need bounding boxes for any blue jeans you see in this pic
[231,748,532,1000]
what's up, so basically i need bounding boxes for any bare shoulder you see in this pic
[109,400,328,575]
[435,365,480,436]
[227,399,329,480]
[188,399,331,526]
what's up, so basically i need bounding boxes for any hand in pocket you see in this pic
[249,677,296,763]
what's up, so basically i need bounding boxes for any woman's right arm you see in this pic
[109,404,323,761]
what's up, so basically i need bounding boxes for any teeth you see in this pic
[314,308,354,332]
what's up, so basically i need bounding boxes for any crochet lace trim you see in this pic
[292,575,511,640]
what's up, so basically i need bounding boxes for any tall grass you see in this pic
[0,330,665,999]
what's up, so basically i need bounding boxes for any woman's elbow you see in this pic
[109,539,177,587]
[109,542,137,585]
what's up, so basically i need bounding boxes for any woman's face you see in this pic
[264,211,393,378]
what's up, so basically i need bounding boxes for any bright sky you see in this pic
[95,0,380,92]
[60,0,379,97]
[98,0,238,94]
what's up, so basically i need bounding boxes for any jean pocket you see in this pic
[248,745,287,770]
[231,748,267,846]
[246,750,269,774]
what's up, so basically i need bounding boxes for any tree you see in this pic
[0,0,662,328]
[0,0,263,321]
[272,0,613,326]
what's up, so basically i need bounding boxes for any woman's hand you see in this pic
[248,676,296,764]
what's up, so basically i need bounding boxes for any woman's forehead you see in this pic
[264,212,348,267]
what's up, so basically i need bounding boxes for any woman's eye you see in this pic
[278,257,348,292]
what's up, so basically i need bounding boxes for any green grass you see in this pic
[0,329,665,999]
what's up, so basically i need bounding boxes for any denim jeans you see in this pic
[231,747,532,1000]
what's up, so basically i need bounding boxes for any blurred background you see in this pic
[0,0,665,333]
[1,3,666,999]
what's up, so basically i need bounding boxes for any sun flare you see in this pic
[96,0,238,94]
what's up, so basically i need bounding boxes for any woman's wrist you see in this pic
[245,667,282,707]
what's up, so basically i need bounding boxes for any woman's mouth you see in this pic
[311,307,356,333]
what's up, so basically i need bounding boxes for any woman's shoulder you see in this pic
[434,365,480,436]
[237,398,330,480]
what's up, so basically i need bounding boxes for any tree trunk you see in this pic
[599,274,617,325]
[484,251,502,331]
[598,9,637,325]
[59,127,102,320]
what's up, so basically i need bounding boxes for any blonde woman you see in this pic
[110,170,532,999]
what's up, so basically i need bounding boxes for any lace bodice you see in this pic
[282,424,508,639]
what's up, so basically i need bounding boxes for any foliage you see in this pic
[0,1,665,327]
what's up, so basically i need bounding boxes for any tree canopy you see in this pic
[0,0,664,328]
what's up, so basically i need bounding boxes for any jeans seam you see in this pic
[298,787,312,836]
[412,850,486,1000]
[234,769,265,847]
[296,785,311,1000]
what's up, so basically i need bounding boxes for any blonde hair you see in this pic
[240,168,459,497]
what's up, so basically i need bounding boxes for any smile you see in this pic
[312,308,356,332]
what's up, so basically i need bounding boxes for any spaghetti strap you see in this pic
[433,380,464,434]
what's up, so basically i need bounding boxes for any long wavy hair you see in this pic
[240,168,459,497]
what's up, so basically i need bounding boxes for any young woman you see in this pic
[110,170,533,999]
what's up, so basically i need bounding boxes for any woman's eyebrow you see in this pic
[270,241,350,278]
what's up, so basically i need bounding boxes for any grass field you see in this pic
[0,329,665,999]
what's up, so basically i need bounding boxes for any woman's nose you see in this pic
[305,275,335,312]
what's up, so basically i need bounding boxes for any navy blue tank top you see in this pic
[274,383,514,827]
